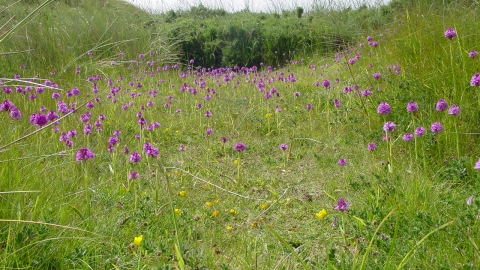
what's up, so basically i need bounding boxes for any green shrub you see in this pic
[152,3,403,67]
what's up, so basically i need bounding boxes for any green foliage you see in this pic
[185,3,227,18]
[150,2,404,67]
[296,6,304,18]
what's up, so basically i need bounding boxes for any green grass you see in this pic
[1,0,480,269]
[0,0,157,75]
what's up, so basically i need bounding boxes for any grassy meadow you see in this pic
[1,0,480,268]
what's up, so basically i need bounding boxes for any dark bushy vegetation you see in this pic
[150,3,400,67]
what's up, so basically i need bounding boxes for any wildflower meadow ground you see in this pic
[1,1,480,269]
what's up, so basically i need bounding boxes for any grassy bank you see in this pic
[0,0,156,76]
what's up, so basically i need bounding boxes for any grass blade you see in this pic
[358,206,397,270]
[396,220,455,269]
[0,0,53,45]
[0,219,101,236]
[265,223,309,270]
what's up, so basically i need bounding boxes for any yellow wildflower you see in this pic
[178,190,187,196]
[233,160,239,165]
[315,209,327,219]
[229,209,238,215]
[226,225,233,231]
[174,208,182,215]
[212,210,219,217]
[205,201,213,207]
[259,202,269,210]
[133,235,143,246]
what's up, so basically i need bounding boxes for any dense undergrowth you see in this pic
[1,0,403,71]
[150,3,397,67]
[1,0,480,269]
